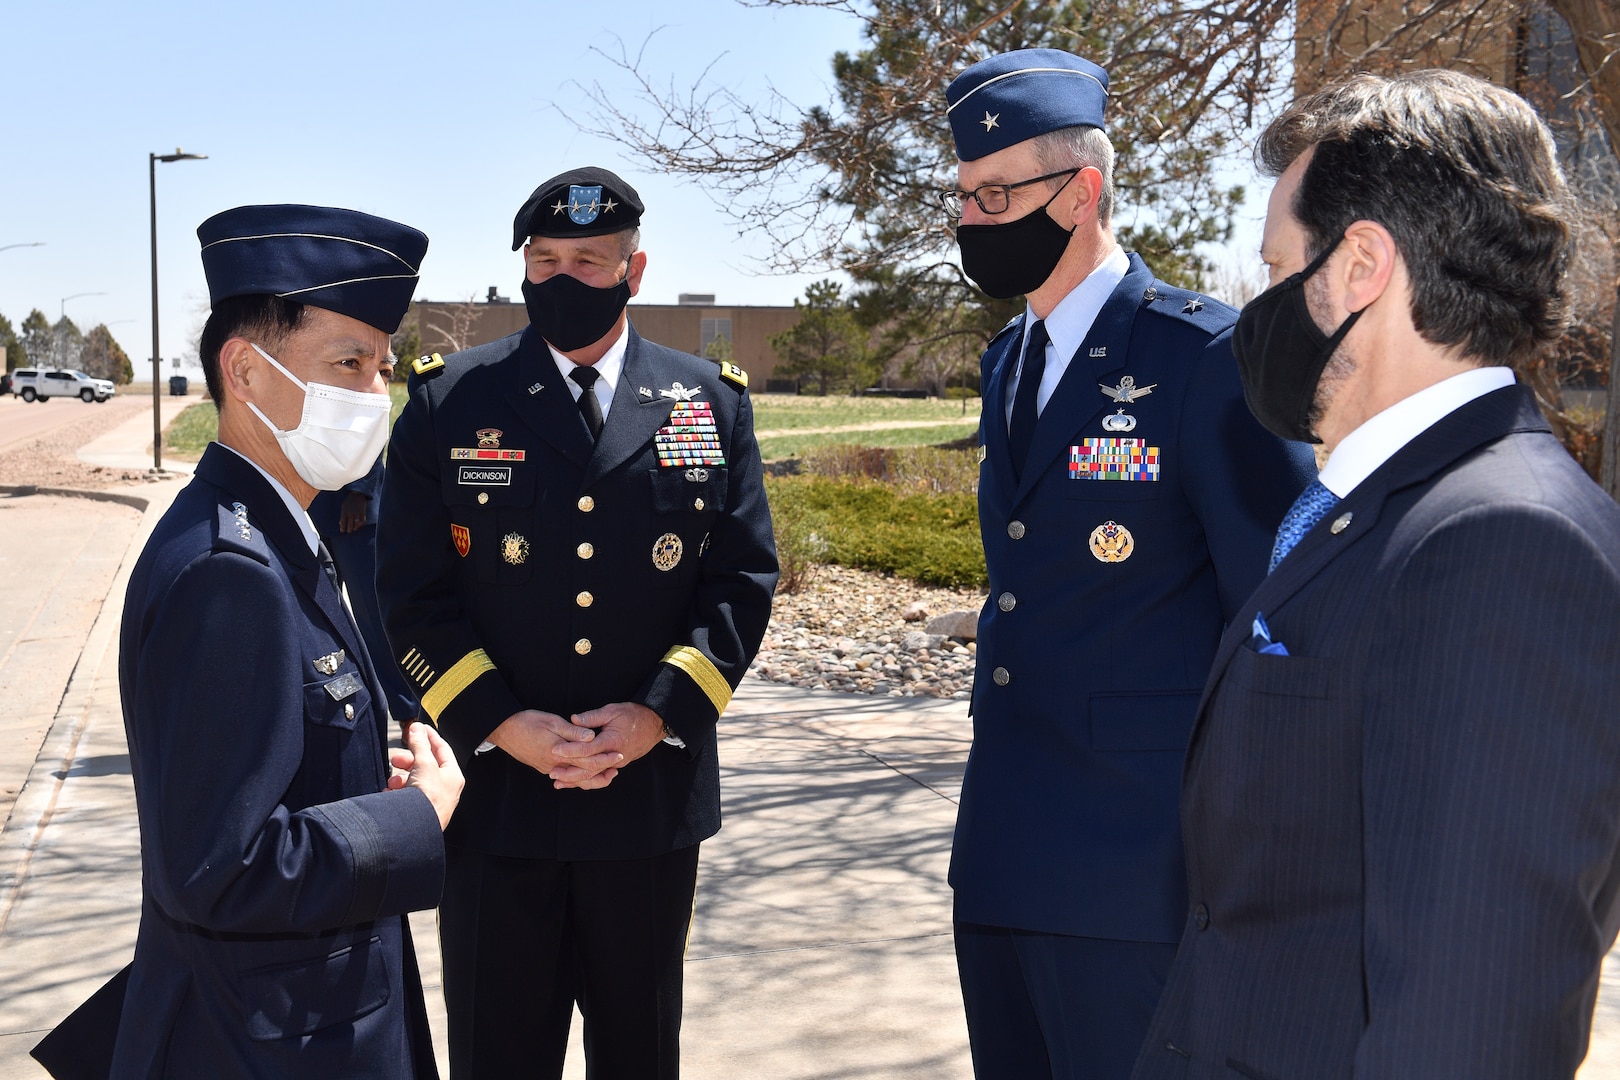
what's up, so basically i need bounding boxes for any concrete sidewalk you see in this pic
[3,409,1620,1076]
[0,469,973,1078]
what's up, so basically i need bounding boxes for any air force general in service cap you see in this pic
[947,49,1109,162]
[197,205,428,335]
[511,166,644,249]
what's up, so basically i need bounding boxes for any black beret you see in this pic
[197,204,427,335]
[511,166,643,249]
[947,49,1109,162]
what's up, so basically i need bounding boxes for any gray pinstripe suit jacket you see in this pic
[1135,383,1620,1080]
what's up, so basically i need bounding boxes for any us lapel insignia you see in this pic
[1088,521,1135,563]
[638,385,654,400]
[1089,346,1107,358]
[529,382,544,396]
[313,649,346,676]
[1100,375,1157,403]
[1331,512,1353,534]
[451,524,471,558]
[1101,408,1137,432]
[976,445,988,465]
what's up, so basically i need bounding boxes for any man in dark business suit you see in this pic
[79,205,463,1079]
[940,48,1312,1079]
[1133,71,1620,1080]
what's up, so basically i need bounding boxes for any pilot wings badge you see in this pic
[1100,375,1156,404]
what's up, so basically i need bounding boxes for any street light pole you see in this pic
[149,148,207,473]
[61,291,107,321]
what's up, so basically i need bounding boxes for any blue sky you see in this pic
[0,0,1269,379]
[0,0,865,374]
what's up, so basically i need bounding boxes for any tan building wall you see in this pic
[409,299,801,386]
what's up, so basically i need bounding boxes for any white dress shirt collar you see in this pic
[1008,245,1130,422]
[219,443,320,555]
[1318,365,1516,498]
[549,322,630,422]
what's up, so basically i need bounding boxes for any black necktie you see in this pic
[316,539,342,592]
[1008,320,1048,477]
[570,366,605,441]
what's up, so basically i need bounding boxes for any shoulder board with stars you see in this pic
[718,361,749,389]
[1139,284,1236,333]
[412,352,446,378]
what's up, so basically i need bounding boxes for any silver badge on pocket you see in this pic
[323,672,364,700]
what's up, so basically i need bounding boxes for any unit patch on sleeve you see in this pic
[1070,438,1161,481]
[655,401,727,467]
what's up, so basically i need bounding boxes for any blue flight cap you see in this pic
[197,205,429,334]
[946,49,1109,161]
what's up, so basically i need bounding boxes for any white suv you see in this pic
[10,368,117,403]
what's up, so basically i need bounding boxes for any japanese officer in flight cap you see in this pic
[35,204,464,1080]
[376,167,777,1079]
[939,49,1312,1078]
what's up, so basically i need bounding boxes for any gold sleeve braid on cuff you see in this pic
[419,648,497,722]
[661,646,731,715]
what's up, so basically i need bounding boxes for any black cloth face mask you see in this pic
[1231,235,1363,444]
[522,272,632,352]
[955,173,1078,299]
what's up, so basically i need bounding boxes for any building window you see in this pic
[700,318,733,358]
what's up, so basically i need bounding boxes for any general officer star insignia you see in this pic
[980,111,1000,131]
[551,199,567,215]
[1182,298,1204,314]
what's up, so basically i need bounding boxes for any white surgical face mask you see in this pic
[246,342,392,491]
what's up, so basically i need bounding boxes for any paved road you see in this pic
[0,395,149,454]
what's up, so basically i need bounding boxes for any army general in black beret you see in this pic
[378,168,777,1079]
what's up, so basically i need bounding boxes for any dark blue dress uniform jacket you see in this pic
[1133,385,1620,1080]
[376,324,777,860]
[954,253,1313,942]
[112,444,446,1078]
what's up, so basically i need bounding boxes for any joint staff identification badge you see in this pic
[1070,439,1161,481]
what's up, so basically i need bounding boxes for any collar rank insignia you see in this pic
[1182,297,1204,314]
[1101,375,1156,403]
[660,381,702,401]
[412,353,445,377]
[313,650,345,676]
[230,502,252,541]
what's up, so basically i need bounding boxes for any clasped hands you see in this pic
[488,702,668,790]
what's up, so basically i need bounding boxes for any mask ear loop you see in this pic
[244,342,307,437]
[250,342,309,392]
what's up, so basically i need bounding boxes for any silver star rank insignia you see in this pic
[551,199,567,215]
[601,198,617,214]
[980,111,1000,131]
[1182,298,1204,314]
[1100,375,1158,403]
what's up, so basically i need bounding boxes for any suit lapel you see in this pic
[583,328,676,489]
[1190,383,1548,734]
[1012,257,1155,506]
[981,322,1020,499]
[502,327,594,468]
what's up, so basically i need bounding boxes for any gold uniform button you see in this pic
[998,592,1016,612]
[575,638,592,655]
[578,495,595,512]
[576,542,594,559]
[477,492,489,505]
[992,667,1011,686]
[576,591,593,608]
[1007,520,1026,540]
[693,498,705,511]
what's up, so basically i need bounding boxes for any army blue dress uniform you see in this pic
[376,169,777,1078]
[33,206,448,1080]
[943,51,1315,1078]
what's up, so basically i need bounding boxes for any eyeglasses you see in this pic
[937,169,1080,219]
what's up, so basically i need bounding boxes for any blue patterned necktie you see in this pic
[1008,320,1048,478]
[1269,479,1340,573]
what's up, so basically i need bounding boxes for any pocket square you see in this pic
[1248,612,1290,656]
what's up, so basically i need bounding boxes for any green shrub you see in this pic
[763,474,986,589]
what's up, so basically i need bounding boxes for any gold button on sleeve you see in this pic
[576,542,594,559]
[575,638,592,655]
